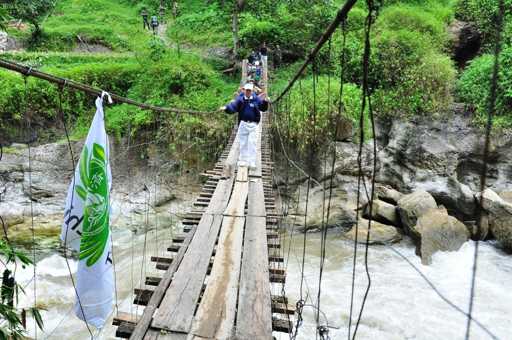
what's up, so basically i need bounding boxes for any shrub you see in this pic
[373,52,456,117]
[378,4,448,49]
[455,0,512,50]
[457,46,512,126]
[278,76,369,151]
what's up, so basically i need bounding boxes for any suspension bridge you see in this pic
[0,0,506,338]
[108,59,297,339]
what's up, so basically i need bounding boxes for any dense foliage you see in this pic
[0,48,236,164]
[1,0,55,37]
[0,240,44,339]
[1,0,512,157]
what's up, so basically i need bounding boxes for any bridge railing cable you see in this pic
[0,58,214,115]
[273,0,358,104]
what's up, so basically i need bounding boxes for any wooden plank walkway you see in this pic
[114,61,293,340]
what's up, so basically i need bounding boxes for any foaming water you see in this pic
[15,224,179,340]
[277,231,512,340]
[12,227,512,340]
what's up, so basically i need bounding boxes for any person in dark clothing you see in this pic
[260,42,268,64]
[220,83,269,168]
[151,15,159,34]
[141,8,150,30]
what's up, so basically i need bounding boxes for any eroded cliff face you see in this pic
[0,140,199,249]
[282,114,512,257]
[375,115,512,219]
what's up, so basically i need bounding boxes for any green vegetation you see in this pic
[454,0,512,127]
[2,0,55,38]
[1,0,512,157]
[457,48,512,127]
[0,240,44,339]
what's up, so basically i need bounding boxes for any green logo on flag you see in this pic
[75,143,110,267]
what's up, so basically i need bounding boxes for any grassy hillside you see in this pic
[1,0,241,164]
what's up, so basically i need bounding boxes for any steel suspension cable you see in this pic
[24,77,38,340]
[57,84,95,340]
[465,0,505,338]
[274,0,358,103]
[351,0,381,337]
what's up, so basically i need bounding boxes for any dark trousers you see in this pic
[143,18,150,29]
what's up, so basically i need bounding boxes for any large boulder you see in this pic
[499,191,512,204]
[344,218,402,245]
[375,184,403,205]
[397,191,437,233]
[448,20,481,66]
[288,183,357,231]
[478,189,512,250]
[416,177,477,219]
[363,199,399,226]
[414,207,470,264]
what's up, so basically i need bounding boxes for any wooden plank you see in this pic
[113,312,139,326]
[151,174,234,333]
[144,329,187,340]
[247,178,266,217]
[189,216,245,340]
[128,225,197,340]
[151,213,224,332]
[224,126,240,176]
[205,178,235,215]
[224,168,249,217]
[235,215,272,340]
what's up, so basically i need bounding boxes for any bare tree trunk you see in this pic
[232,0,244,59]
[232,8,239,58]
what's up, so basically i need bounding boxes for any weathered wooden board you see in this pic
[205,178,235,216]
[129,225,197,340]
[144,329,187,340]
[151,179,235,333]
[249,122,263,178]
[235,215,272,340]
[150,214,220,332]
[247,178,266,217]
[223,168,249,217]
[224,127,240,175]
[189,216,246,340]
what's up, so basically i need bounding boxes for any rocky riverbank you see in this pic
[0,140,201,252]
[282,114,512,263]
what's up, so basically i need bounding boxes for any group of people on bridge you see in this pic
[220,64,269,169]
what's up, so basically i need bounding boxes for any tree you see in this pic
[2,0,56,37]
[232,0,245,58]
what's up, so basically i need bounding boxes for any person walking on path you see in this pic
[141,8,150,30]
[151,15,159,34]
[220,83,269,169]
[172,1,180,18]
[260,42,268,64]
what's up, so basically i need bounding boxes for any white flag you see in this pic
[61,92,114,328]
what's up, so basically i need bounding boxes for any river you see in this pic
[12,226,512,340]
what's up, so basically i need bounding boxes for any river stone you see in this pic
[0,205,25,227]
[414,206,470,265]
[344,218,402,245]
[478,189,512,251]
[375,184,403,205]
[397,191,437,233]
[154,187,176,207]
[363,199,398,226]
[449,20,481,66]
[499,191,512,204]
